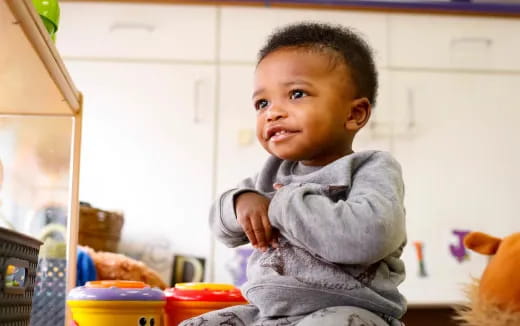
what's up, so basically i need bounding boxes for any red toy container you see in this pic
[164,283,247,326]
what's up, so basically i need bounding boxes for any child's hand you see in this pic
[235,192,278,252]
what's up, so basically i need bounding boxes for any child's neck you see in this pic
[301,148,353,166]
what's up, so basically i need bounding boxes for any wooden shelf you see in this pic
[1,0,80,116]
[1,3,83,325]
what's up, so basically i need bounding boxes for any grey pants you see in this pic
[179,304,401,326]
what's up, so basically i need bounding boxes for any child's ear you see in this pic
[464,231,502,255]
[345,98,371,131]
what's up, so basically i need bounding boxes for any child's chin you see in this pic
[271,151,304,162]
[263,143,306,161]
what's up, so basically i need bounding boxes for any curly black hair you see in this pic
[258,22,378,106]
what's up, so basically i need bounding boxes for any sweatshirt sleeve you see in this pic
[209,175,259,248]
[268,152,406,265]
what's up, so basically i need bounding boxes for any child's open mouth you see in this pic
[269,130,298,142]
[266,126,300,142]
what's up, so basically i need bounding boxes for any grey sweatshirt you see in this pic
[210,150,407,320]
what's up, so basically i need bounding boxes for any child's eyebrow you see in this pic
[252,88,265,99]
[283,80,313,87]
[253,80,313,98]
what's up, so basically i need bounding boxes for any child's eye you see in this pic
[254,99,269,111]
[290,89,307,100]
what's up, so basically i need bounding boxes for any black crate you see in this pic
[0,227,42,326]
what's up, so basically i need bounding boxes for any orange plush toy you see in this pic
[455,232,520,326]
[83,246,167,289]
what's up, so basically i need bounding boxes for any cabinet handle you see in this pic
[193,79,203,124]
[109,22,156,33]
[450,37,493,48]
[407,88,416,130]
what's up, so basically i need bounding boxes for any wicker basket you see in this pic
[79,203,124,252]
[0,227,42,326]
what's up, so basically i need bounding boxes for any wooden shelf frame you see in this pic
[1,1,83,325]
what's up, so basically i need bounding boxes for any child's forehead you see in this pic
[258,47,343,73]
[254,47,351,87]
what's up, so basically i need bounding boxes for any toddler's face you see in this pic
[253,48,357,165]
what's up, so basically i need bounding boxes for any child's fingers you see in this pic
[250,215,268,251]
[261,214,272,244]
[240,217,258,247]
[271,228,280,248]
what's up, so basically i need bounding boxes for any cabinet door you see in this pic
[216,64,268,194]
[65,61,215,262]
[58,3,217,61]
[220,7,388,67]
[389,71,520,304]
[388,14,520,71]
[355,69,394,152]
[213,64,268,283]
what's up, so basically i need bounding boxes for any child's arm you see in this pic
[268,152,406,265]
[209,175,262,248]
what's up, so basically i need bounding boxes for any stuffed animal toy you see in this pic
[83,246,167,289]
[455,231,520,326]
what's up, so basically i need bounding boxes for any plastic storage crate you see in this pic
[30,223,67,326]
[30,257,67,326]
[0,227,42,326]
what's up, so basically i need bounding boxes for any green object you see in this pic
[38,223,67,258]
[39,238,66,259]
[31,0,60,41]
[40,15,56,40]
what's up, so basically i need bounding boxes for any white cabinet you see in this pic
[388,14,520,71]
[220,7,388,66]
[216,64,268,193]
[65,60,216,260]
[58,3,217,61]
[354,69,395,152]
[213,64,268,283]
[388,71,520,304]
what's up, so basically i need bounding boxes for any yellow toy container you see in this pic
[67,280,165,326]
[164,283,248,326]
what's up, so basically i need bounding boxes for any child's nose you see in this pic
[266,105,287,122]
